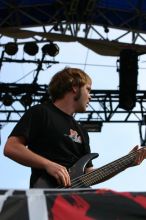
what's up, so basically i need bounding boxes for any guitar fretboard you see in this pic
[71,150,137,188]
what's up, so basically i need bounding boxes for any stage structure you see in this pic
[1,1,146,219]
[1,0,146,144]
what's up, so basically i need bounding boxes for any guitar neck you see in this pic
[80,150,137,187]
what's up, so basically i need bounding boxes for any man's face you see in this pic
[74,82,91,113]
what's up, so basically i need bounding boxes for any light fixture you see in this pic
[20,94,32,107]
[24,42,39,56]
[79,121,103,132]
[2,94,14,106]
[104,25,109,33]
[42,43,59,57]
[5,42,18,56]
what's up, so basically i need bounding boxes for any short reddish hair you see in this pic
[48,67,91,101]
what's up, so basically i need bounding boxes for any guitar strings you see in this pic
[80,152,136,187]
[81,152,136,187]
[64,150,137,188]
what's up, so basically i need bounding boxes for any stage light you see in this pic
[24,42,39,56]
[118,49,138,111]
[42,43,59,57]
[2,94,13,106]
[79,121,103,132]
[5,42,18,56]
[20,94,32,107]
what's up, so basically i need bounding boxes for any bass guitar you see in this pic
[68,149,140,188]
[34,149,140,188]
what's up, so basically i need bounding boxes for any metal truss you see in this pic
[1,1,146,143]
[1,84,146,124]
[1,84,146,144]
[0,0,146,44]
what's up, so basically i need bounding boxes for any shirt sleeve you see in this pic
[9,105,43,144]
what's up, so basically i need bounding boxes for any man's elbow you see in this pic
[3,143,11,157]
[3,138,15,158]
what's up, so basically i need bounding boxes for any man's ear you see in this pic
[72,86,78,93]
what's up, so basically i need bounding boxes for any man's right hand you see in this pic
[44,161,71,187]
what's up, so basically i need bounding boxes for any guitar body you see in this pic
[69,153,99,188]
[33,149,137,188]
[69,153,99,179]
[33,153,99,189]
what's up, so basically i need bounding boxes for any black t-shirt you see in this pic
[9,101,93,187]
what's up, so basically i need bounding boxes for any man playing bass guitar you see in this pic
[3,67,146,188]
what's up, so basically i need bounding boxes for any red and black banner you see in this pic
[0,189,146,220]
